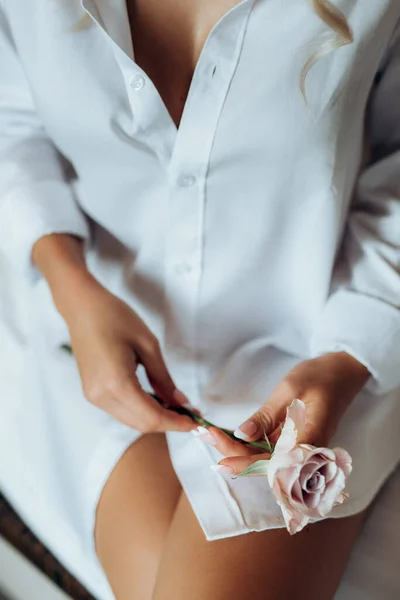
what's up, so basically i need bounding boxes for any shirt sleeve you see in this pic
[0,5,89,282]
[310,21,400,395]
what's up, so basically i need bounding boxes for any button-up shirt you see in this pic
[0,1,400,400]
[1,4,400,596]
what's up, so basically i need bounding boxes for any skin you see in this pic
[127,0,241,127]
[32,1,372,597]
[95,436,366,600]
[33,235,196,434]
[211,351,371,475]
[33,236,370,600]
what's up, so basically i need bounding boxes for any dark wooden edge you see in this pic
[0,492,96,600]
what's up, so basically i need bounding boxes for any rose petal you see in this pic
[307,472,325,492]
[273,483,310,535]
[275,465,305,508]
[299,460,328,490]
[267,447,304,488]
[303,489,322,509]
[313,473,326,491]
[299,445,337,462]
[272,476,300,513]
[284,505,310,535]
[333,447,353,478]
[274,399,306,455]
[299,462,317,490]
[290,479,304,504]
[286,399,307,430]
[316,469,346,517]
[334,491,349,506]
[319,461,338,484]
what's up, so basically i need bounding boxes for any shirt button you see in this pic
[178,174,197,187]
[175,262,193,275]
[130,74,146,91]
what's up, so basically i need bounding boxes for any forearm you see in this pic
[32,234,101,320]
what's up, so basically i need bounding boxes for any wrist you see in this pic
[33,234,102,320]
[328,351,371,386]
[33,233,85,277]
[52,266,103,323]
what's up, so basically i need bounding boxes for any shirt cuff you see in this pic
[0,180,90,282]
[310,290,400,395]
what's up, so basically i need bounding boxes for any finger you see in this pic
[136,337,176,401]
[233,386,290,442]
[209,427,258,457]
[98,345,196,433]
[136,338,192,408]
[116,379,196,433]
[144,394,196,432]
[191,426,260,457]
[212,452,272,476]
[95,391,196,433]
[96,392,147,429]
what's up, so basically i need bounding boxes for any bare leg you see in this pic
[153,491,367,600]
[94,433,182,600]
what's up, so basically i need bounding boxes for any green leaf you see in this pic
[246,439,273,451]
[236,459,270,478]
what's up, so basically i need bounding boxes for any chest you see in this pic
[125,0,241,126]
[12,0,398,166]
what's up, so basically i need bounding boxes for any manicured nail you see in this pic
[210,464,234,474]
[190,426,217,446]
[234,420,258,440]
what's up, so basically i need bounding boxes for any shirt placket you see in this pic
[163,2,254,403]
[80,0,254,404]
[80,0,177,163]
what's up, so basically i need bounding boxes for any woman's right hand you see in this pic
[33,234,195,434]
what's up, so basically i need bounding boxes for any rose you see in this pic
[239,399,352,534]
[197,353,365,533]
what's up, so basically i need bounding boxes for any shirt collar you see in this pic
[80,0,134,60]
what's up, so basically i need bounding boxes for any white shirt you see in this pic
[0,2,400,597]
[1,0,399,396]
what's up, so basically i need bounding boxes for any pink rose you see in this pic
[267,399,352,534]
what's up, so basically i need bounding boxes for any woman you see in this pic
[0,0,399,598]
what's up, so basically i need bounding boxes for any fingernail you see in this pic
[191,425,209,435]
[190,426,217,446]
[210,464,234,474]
[234,420,258,440]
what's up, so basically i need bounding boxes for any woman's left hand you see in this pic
[207,352,371,475]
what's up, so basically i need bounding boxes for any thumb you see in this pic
[233,392,288,442]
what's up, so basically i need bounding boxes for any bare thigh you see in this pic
[153,491,367,600]
[94,433,182,600]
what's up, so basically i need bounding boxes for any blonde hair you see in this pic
[77,1,353,93]
[301,0,353,95]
